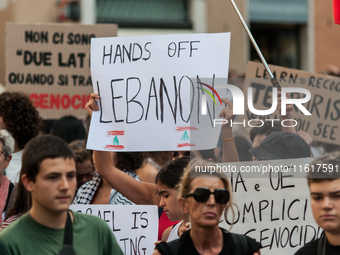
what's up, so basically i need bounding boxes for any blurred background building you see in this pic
[1,0,340,86]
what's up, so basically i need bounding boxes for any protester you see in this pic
[0,92,42,183]
[73,152,143,205]
[51,115,86,144]
[1,178,31,231]
[295,151,340,254]
[0,130,15,225]
[249,131,310,160]
[0,135,123,255]
[154,159,262,255]
[93,152,190,226]
[69,140,95,189]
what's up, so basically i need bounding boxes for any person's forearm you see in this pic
[93,150,159,205]
[221,128,239,163]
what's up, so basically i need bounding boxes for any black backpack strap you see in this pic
[229,232,250,255]
[58,211,76,255]
[64,211,73,245]
[317,232,325,255]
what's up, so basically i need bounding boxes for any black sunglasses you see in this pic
[184,187,230,204]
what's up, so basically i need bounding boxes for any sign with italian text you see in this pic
[217,158,321,255]
[87,33,230,151]
[5,22,118,119]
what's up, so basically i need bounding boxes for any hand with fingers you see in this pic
[85,93,100,117]
[178,222,191,237]
[218,97,236,136]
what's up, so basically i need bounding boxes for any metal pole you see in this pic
[229,0,278,83]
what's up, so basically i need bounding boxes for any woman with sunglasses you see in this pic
[154,159,261,255]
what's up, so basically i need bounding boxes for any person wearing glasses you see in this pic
[0,130,15,226]
[154,159,261,255]
[69,140,95,189]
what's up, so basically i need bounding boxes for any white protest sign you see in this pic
[70,204,158,255]
[87,33,230,151]
[214,158,321,255]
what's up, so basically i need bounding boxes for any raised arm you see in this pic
[219,98,240,162]
[277,91,296,134]
[93,150,160,205]
[86,93,160,205]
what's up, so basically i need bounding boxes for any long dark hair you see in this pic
[5,180,31,220]
[155,157,190,188]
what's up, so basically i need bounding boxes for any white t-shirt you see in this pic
[5,150,22,183]
[167,221,183,242]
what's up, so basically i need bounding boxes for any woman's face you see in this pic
[184,178,227,228]
[157,182,182,221]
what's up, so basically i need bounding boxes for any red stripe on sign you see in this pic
[175,126,199,132]
[107,131,125,136]
[104,145,125,150]
[177,143,196,148]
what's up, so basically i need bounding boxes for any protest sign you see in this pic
[5,22,118,119]
[239,61,340,145]
[87,33,230,151]
[214,158,321,255]
[70,204,158,255]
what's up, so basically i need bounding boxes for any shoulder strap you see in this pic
[64,211,73,246]
[317,232,325,255]
[229,232,250,255]
[58,211,76,255]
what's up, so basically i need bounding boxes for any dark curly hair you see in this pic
[115,152,144,172]
[0,92,43,150]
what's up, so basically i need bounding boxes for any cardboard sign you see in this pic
[215,158,321,255]
[240,61,340,145]
[5,22,118,119]
[87,33,230,151]
[70,204,158,255]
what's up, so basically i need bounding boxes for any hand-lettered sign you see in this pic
[69,204,158,255]
[215,158,320,255]
[5,22,118,119]
[240,61,340,145]
[87,33,231,151]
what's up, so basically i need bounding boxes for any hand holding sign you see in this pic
[85,93,100,117]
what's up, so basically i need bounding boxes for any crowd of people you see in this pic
[0,89,338,255]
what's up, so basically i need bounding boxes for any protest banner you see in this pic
[239,61,340,145]
[87,33,231,151]
[5,22,118,119]
[212,158,321,255]
[70,204,158,255]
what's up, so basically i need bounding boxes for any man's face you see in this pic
[0,142,10,175]
[310,179,340,235]
[25,157,76,215]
